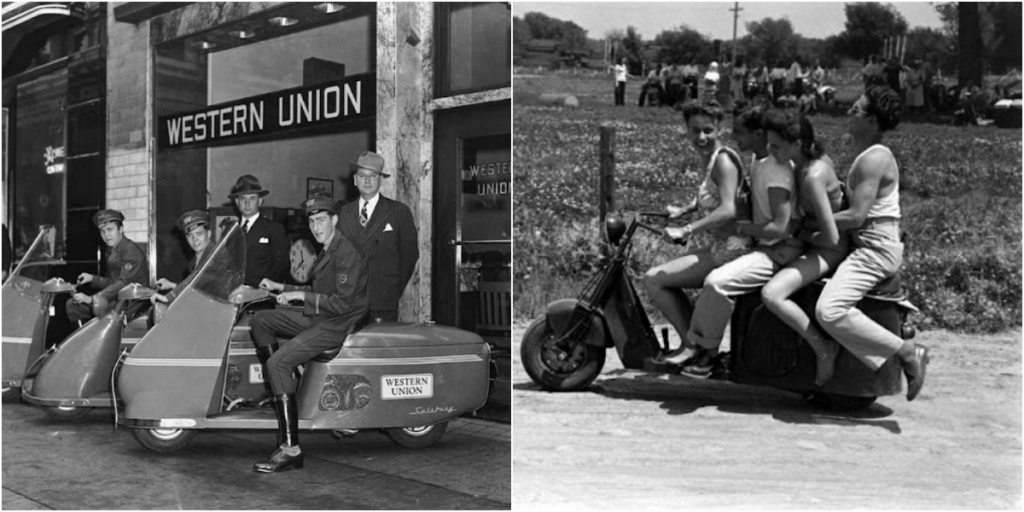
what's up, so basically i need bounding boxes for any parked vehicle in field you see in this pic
[115,224,491,452]
[521,213,918,410]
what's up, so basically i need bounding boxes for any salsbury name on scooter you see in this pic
[411,405,456,415]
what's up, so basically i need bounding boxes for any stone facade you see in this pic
[106,5,153,272]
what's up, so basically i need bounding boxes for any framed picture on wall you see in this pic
[307,178,333,198]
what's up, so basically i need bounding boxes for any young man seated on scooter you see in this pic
[814,85,928,401]
[249,195,368,473]
[679,106,804,378]
[68,210,149,325]
[150,210,214,309]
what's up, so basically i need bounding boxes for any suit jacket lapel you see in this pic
[361,197,391,244]
[245,217,259,250]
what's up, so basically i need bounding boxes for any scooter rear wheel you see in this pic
[42,405,91,421]
[521,316,605,392]
[130,427,198,453]
[384,421,448,449]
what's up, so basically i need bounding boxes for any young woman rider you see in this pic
[760,109,848,386]
[644,99,752,366]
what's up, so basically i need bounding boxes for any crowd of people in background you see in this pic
[617,55,833,115]
[611,53,1020,127]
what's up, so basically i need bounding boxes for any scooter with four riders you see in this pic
[114,223,492,452]
[521,211,920,411]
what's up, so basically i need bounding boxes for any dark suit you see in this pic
[338,195,418,321]
[242,214,288,288]
[250,229,368,394]
[67,236,148,323]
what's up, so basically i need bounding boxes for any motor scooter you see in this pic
[115,224,491,452]
[2,225,65,400]
[21,283,153,420]
[521,212,918,411]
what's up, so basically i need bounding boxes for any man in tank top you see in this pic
[814,86,929,401]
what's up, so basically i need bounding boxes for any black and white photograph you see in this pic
[512,1,1021,508]
[2,2,510,509]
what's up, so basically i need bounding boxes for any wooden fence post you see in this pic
[598,126,616,222]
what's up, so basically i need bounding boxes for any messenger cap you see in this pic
[93,209,125,228]
[176,210,209,234]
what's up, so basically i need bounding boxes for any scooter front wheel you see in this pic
[384,421,448,449]
[42,405,91,421]
[1,387,20,402]
[130,427,198,453]
[521,316,605,392]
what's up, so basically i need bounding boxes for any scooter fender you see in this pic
[544,299,609,348]
[2,276,49,388]
[25,311,124,403]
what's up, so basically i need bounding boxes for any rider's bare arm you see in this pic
[833,149,889,231]
[736,186,792,241]
[667,198,698,219]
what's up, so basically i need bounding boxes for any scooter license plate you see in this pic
[249,364,264,384]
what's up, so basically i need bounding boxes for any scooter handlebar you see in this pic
[228,285,273,305]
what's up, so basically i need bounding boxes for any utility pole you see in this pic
[730,2,742,67]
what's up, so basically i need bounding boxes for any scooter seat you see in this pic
[310,311,371,363]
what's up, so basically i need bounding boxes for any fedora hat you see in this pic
[349,151,390,178]
[228,175,270,198]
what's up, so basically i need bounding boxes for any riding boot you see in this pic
[253,394,304,473]
[255,344,277,408]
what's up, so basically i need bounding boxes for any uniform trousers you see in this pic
[250,308,346,395]
[688,238,804,349]
[65,298,114,324]
[816,220,904,370]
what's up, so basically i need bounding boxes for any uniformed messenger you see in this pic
[151,210,214,308]
[68,210,149,324]
[249,196,368,473]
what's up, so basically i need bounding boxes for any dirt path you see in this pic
[511,323,1021,509]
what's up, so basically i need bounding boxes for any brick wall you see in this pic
[105,6,152,257]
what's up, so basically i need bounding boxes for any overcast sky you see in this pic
[513,2,945,41]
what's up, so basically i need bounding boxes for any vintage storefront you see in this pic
[3,2,511,416]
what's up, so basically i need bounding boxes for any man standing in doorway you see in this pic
[68,210,148,324]
[339,151,418,322]
[229,175,289,288]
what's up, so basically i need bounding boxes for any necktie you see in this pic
[243,219,251,233]
[359,202,368,227]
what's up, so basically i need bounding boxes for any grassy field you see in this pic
[514,72,1022,333]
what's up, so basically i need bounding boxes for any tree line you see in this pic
[514,2,1021,83]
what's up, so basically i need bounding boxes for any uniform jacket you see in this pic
[283,228,368,331]
[338,195,418,313]
[91,236,148,302]
[242,215,288,287]
[165,245,214,303]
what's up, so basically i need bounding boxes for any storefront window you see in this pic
[154,5,375,279]
[435,3,511,97]
[13,70,67,259]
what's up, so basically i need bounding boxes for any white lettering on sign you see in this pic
[44,146,66,174]
[476,181,511,196]
[166,102,266,146]
[462,161,511,179]
[381,373,434,400]
[279,81,360,127]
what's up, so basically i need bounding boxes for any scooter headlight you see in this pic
[604,215,626,246]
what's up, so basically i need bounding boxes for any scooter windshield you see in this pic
[189,223,246,303]
[9,225,57,282]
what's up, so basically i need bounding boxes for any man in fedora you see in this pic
[229,175,288,288]
[339,151,419,322]
[68,209,149,324]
